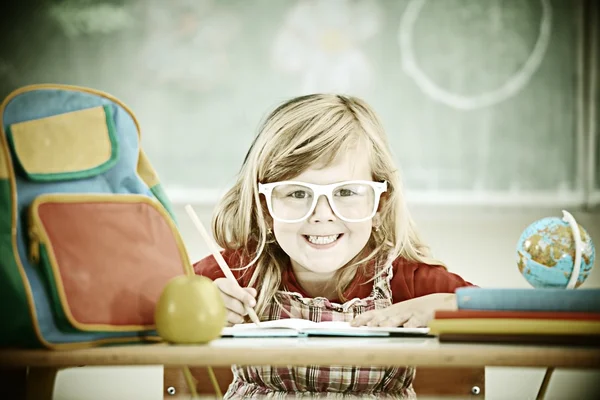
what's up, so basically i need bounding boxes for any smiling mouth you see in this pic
[303,234,343,246]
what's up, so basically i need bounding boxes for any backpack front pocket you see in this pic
[28,194,192,333]
[6,105,118,182]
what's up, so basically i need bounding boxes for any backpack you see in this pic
[0,84,192,349]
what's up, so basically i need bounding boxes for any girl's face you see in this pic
[271,148,378,276]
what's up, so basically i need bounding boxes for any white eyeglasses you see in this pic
[258,180,387,223]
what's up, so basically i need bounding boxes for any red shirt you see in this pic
[193,249,475,304]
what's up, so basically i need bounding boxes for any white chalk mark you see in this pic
[398,0,552,110]
[48,2,135,37]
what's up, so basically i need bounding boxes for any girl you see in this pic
[194,94,475,399]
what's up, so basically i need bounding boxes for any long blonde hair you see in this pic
[212,94,444,316]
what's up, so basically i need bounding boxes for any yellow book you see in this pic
[428,318,600,336]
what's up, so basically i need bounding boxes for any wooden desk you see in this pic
[1,337,599,399]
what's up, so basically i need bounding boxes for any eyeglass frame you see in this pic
[257,180,387,223]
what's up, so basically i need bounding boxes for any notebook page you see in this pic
[221,318,319,336]
[303,322,430,335]
[221,319,430,337]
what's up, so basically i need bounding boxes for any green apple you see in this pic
[155,275,227,344]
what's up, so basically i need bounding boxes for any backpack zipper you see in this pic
[28,205,42,264]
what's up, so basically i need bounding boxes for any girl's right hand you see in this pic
[214,278,257,326]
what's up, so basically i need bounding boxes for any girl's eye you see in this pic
[335,189,356,197]
[288,190,309,199]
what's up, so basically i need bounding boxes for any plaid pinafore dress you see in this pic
[223,263,416,399]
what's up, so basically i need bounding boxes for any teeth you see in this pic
[307,235,340,245]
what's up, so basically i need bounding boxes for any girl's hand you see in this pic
[214,278,257,326]
[350,293,457,328]
[350,305,433,328]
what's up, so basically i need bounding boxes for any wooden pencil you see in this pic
[185,204,261,327]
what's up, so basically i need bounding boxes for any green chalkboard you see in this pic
[0,0,591,204]
[595,3,600,197]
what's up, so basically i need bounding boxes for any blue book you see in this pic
[455,287,600,313]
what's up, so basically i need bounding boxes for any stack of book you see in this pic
[428,287,600,345]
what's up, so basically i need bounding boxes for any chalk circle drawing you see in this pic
[398,0,552,110]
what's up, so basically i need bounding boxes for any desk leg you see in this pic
[26,367,59,400]
[535,367,555,400]
[0,367,27,399]
[0,367,59,400]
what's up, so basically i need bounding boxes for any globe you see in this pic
[516,210,596,289]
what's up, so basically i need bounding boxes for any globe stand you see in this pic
[536,211,582,400]
[561,210,583,289]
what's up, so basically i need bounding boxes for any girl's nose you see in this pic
[309,195,337,222]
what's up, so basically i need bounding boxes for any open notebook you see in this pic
[221,318,431,338]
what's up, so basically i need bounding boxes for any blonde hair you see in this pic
[212,94,444,316]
